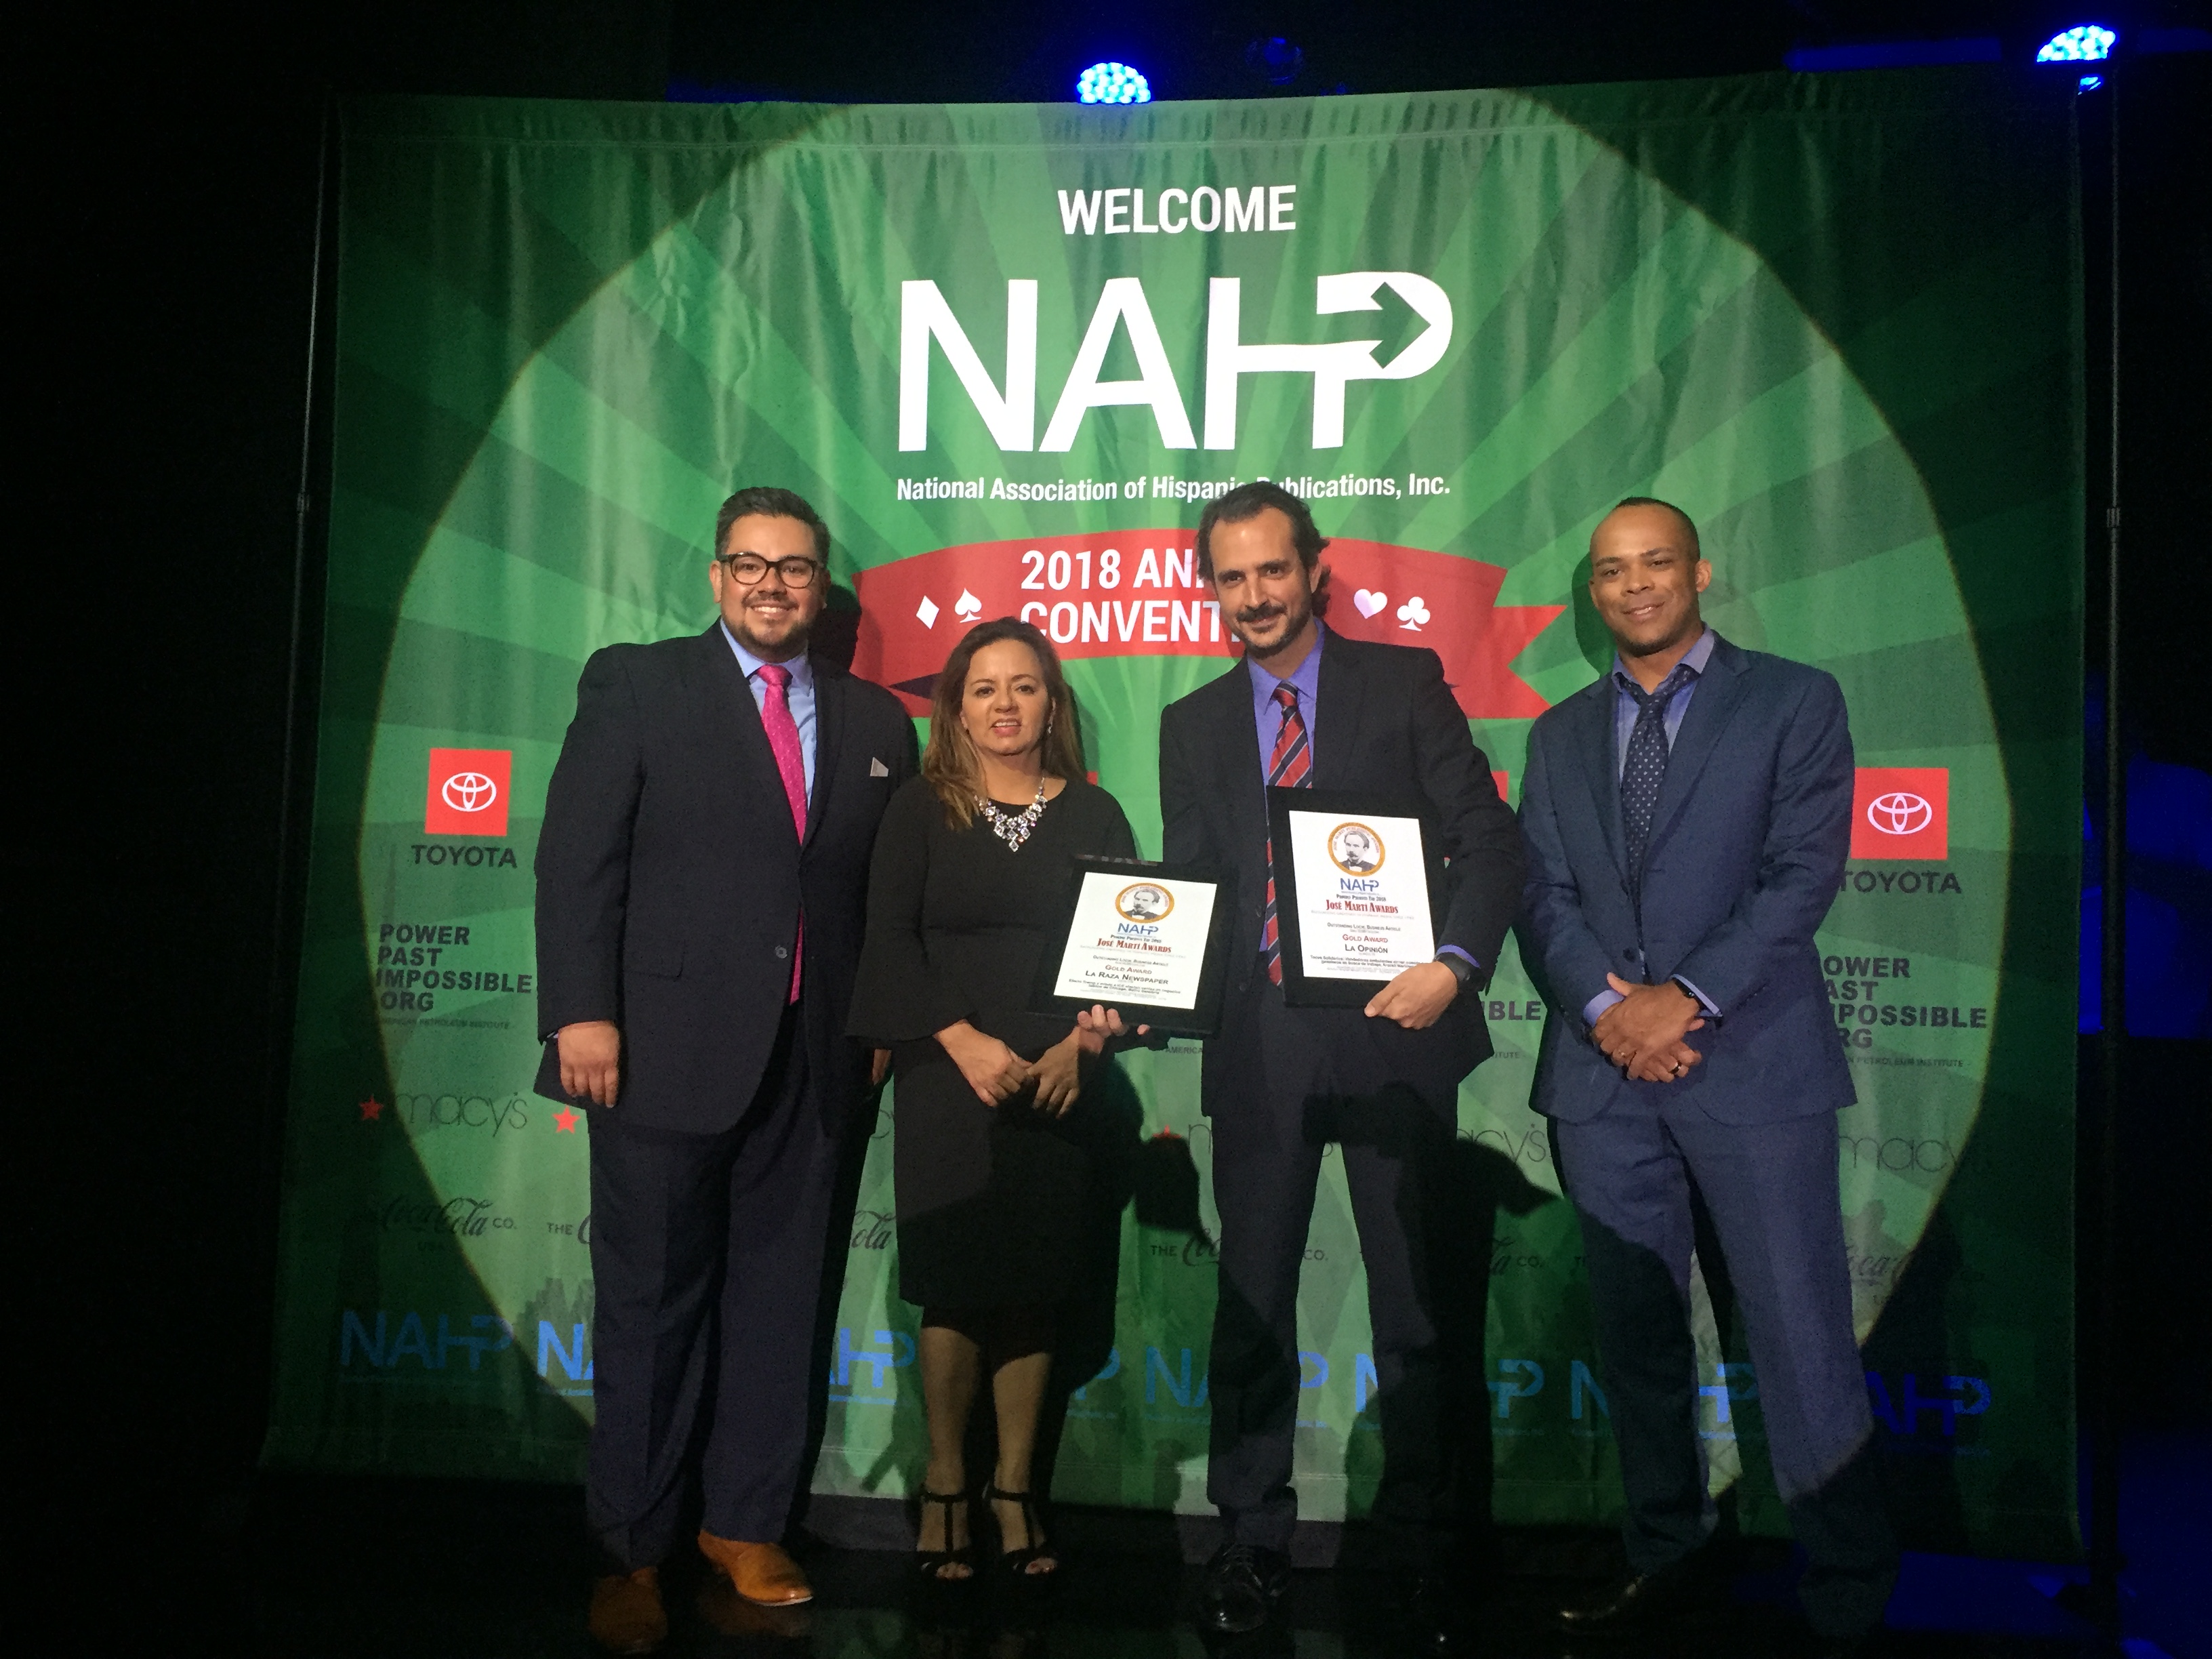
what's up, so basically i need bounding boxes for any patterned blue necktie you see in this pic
[1620,662,1695,895]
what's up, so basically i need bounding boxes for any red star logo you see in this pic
[554,1107,580,1133]
[359,1097,384,1122]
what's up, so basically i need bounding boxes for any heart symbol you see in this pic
[1354,588,1388,619]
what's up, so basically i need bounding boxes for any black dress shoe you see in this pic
[1555,1558,1700,1633]
[1395,1574,1466,1655]
[1200,1543,1293,1635]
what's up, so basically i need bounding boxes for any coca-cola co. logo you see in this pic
[1849,768,1948,861]
[426,748,512,838]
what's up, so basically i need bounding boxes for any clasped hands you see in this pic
[935,1019,1101,1115]
[1591,972,1706,1083]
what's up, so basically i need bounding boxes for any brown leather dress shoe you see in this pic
[588,1566,667,1654]
[697,1531,815,1605]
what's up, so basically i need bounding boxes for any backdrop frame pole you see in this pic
[2089,68,2126,1641]
[258,97,335,1288]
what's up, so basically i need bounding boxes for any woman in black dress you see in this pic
[847,618,1139,1584]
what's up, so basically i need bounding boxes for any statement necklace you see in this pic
[977,779,1049,852]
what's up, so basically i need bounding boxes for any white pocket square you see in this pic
[869,757,890,777]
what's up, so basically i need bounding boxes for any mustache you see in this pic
[1235,602,1290,626]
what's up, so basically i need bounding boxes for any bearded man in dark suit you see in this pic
[1094,482,1521,1649]
[535,487,916,1654]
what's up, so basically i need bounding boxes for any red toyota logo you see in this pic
[426,748,512,837]
[1849,769,1948,861]
[1865,791,1933,837]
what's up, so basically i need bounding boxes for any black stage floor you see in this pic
[152,1433,2204,1659]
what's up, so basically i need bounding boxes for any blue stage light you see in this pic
[2036,24,2118,62]
[1077,62,1152,105]
[2079,73,2104,90]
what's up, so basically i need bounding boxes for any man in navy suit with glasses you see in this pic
[536,487,916,1654]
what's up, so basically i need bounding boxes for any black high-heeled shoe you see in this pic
[984,1481,1059,1582]
[913,1486,977,1584]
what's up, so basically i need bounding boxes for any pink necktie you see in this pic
[756,663,807,1003]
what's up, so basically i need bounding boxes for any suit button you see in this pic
[1624,948,1641,961]
[774,946,790,960]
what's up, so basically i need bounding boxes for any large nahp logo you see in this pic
[1849,767,1949,861]
[426,748,512,838]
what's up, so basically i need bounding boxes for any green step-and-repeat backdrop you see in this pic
[266,70,2083,1559]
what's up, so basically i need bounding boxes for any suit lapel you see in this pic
[805,659,845,845]
[1311,635,1365,790]
[696,626,799,847]
[1578,673,1629,881]
[1212,659,1268,857]
[1644,634,1750,851]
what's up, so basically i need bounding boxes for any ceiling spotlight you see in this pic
[2078,73,2104,90]
[2036,24,2118,62]
[1245,37,1305,85]
[1077,62,1151,105]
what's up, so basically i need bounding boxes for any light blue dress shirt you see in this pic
[721,622,817,798]
[1610,625,1716,775]
[1584,627,1719,1028]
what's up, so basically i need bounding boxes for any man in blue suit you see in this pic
[1516,498,1896,1650]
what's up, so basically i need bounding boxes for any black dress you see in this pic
[846,775,1139,1310]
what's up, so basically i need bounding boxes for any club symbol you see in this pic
[1353,588,1389,619]
[955,589,983,620]
[916,596,941,628]
[1395,596,1431,631]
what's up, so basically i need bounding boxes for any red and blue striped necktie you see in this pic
[1260,684,1311,985]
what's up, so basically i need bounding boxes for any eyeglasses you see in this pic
[716,552,823,588]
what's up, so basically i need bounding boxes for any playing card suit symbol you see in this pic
[1396,595,1432,631]
[954,589,983,620]
[1354,588,1389,619]
[916,595,941,628]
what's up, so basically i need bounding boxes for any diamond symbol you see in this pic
[955,589,982,620]
[1395,595,1431,631]
[916,596,940,628]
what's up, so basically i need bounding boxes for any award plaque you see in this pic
[1267,787,1442,1006]
[1031,858,1230,1036]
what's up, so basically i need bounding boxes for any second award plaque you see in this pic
[1267,787,1441,1006]
[1030,859,1230,1037]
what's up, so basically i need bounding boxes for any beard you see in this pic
[1235,588,1314,659]
[1612,601,1698,659]
[728,594,813,657]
